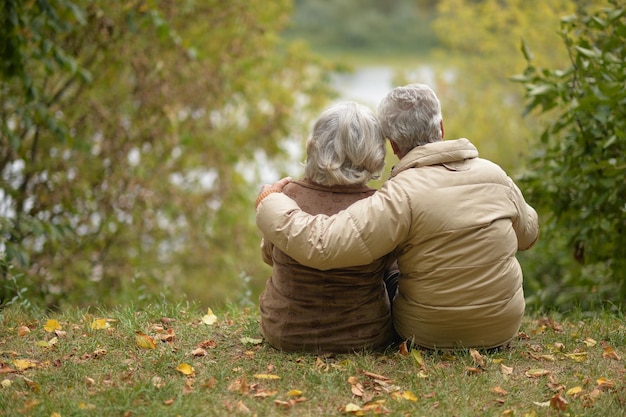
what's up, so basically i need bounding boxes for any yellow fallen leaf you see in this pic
[90,318,110,330]
[583,338,597,347]
[1,379,12,388]
[525,369,550,378]
[410,349,424,367]
[564,352,587,363]
[240,337,263,345]
[287,389,302,397]
[566,386,583,396]
[12,359,37,371]
[343,403,362,413]
[135,331,156,349]
[202,308,217,325]
[596,377,615,390]
[78,402,96,410]
[254,374,280,379]
[51,413,61,417]
[176,363,195,376]
[401,391,418,401]
[43,319,62,333]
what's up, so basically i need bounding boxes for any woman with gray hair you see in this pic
[257,101,396,353]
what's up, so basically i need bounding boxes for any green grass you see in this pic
[1,303,624,416]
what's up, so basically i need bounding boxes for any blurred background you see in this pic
[2,0,624,312]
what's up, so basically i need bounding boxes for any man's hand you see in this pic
[255,177,292,209]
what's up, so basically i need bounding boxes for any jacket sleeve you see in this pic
[508,178,539,251]
[260,237,273,266]
[255,180,411,270]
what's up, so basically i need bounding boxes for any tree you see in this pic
[1,0,333,308]
[513,0,626,308]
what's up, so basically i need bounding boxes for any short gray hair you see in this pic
[304,101,386,186]
[377,83,443,155]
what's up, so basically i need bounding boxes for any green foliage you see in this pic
[514,0,626,309]
[285,0,439,56]
[1,0,333,308]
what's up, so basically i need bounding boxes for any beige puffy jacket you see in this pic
[257,139,539,349]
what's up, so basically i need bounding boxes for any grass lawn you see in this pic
[0,303,624,416]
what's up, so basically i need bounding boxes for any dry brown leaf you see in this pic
[602,346,621,361]
[362,370,390,381]
[228,376,249,394]
[465,366,483,375]
[190,348,207,357]
[550,393,568,411]
[197,340,217,349]
[17,326,30,336]
[491,386,509,396]
[351,383,364,397]
[500,363,513,376]
[470,349,485,368]
[398,341,409,356]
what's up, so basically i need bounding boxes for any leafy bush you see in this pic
[514,0,626,310]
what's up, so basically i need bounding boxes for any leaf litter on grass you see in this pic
[1,307,624,416]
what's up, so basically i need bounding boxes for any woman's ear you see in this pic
[440,120,445,139]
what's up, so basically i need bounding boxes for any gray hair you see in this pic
[304,101,386,186]
[377,83,443,155]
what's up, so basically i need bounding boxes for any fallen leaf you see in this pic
[287,389,302,397]
[361,370,390,381]
[1,379,12,388]
[583,338,597,347]
[491,386,509,396]
[470,349,485,368]
[228,376,249,394]
[351,383,364,397]
[500,363,513,376]
[566,386,583,396]
[398,341,409,356]
[202,308,218,325]
[78,402,96,410]
[197,340,218,349]
[602,346,621,361]
[176,363,195,376]
[595,377,615,390]
[553,342,565,352]
[135,331,156,350]
[17,326,30,336]
[564,352,587,363]
[525,369,550,378]
[235,401,251,414]
[253,374,280,379]
[90,318,110,330]
[240,337,263,345]
[190,348,207,357]
[466,366,483,375]
[410,349,424,368]
[12,359,37,371]
[51,413,61,417]
[401,391,418,401]
[342,403,362,414]
[164,398,175,405]
[549,393,568,411]
[44,319,62,333]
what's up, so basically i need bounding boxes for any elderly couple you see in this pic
[255,84,539,353]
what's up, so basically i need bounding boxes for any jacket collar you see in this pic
[390,138,478,178]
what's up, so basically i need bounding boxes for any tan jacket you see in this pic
[259,179,395,353]
[257,139,539,349]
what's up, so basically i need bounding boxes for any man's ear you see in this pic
[440,120,445,139]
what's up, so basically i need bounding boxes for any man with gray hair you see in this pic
[256,84,539,350]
